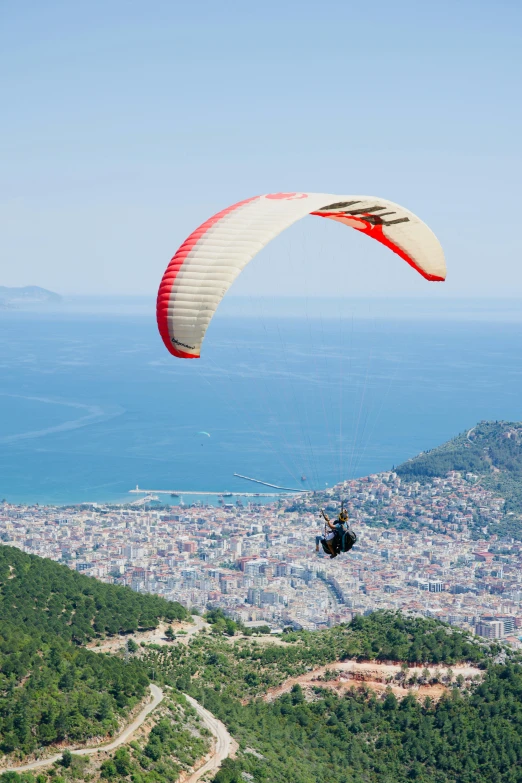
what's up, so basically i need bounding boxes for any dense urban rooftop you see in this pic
[1,466,521,648]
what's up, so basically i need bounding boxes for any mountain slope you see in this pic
[139,612,521,783]
[0,546,187,757]
[0,545,187,643]
[1,545,520,783]
[396,420,522,536]
[396,421,522,481]
[208,663,522,783]
[282,420,522,539]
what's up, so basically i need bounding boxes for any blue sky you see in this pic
[1,0,520,297]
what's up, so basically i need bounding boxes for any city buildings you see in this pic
[1,468,521,647]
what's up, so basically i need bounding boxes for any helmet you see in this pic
[339,509,348,521]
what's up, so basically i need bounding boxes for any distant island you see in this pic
[0,285,61,309]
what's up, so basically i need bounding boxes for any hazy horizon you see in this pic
[5,293,522,325]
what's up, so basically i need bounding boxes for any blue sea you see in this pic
[1,297,522,506]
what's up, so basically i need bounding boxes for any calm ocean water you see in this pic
[0,298,521,505]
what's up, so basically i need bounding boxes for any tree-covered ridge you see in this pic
[284,420,522,538]
[338,612,493,665]
[0,546,187,644]
[396,420,522,486]
[0,607,515,781]
[395,420,522,538]
[208,664,522,783]
[138,612,519,783]
[0,694,211,783]
[0,635,149,756]
[0,546,187,760]
[141,612,494,706]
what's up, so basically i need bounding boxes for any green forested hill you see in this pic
[396,420,522,537]
[138,611,521,783]
[1,595,522,783]
[285,420,522,538]
[143,611,492,703]
[0,546,187,758]
[396,421,522,483]
[0,545,187,643]
[209,664,522,783]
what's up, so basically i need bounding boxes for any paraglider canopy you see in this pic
[198,431,211,437]
[157,192,446,359]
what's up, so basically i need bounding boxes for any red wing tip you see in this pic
[173,349,200,360]
[163,341,200,359]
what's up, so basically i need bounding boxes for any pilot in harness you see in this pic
[315,504,357,558]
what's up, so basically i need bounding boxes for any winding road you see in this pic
[2,684,164,773]
[183,695,236,783]
[1,685,235,782]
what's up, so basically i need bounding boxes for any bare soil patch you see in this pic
[226,634,291,647]
[86,617,206,654]
[263,660,482,703]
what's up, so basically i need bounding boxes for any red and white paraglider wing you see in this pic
[157,192,446,359]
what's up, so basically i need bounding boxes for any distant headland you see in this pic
[0,285,62,309]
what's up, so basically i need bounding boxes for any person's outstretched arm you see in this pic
[321,509,336,531]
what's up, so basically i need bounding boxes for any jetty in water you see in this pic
[129,485,298,498]
[233,474,309,492]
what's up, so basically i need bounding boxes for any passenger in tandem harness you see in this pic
[315,506,357,559]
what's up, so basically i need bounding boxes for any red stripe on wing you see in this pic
[157,196,260,358]
[311,211,445,282]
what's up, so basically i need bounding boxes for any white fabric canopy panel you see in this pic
[157,192,446,359]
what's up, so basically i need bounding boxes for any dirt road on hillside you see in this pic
[183,694,237,782]
[2,685,164,772]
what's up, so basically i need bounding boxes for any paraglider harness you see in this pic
[319,504,357,556]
